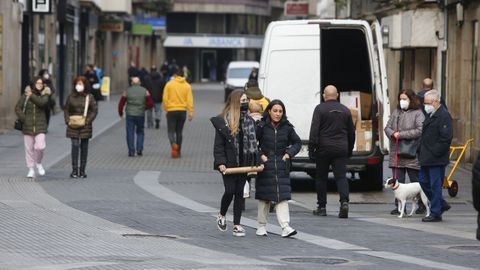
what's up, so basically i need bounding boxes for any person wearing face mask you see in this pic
[15,77,52,178]
[384,89,426,215]
[64,76,98,178]
[254,99,301,237]
[418,89,453,222]
[308,85,356,218]
[38,69,56,125]
[211,90,259,237]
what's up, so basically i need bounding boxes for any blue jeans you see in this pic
[419,166,446,217]
[126,115,144,155]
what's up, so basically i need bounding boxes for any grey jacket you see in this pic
[384,108,425,170]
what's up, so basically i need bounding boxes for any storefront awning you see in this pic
[164,35,263,49]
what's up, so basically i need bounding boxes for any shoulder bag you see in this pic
[68,95,89,129]
[397,139,420,159]
[395,113,420,159]
[14,97,29,131]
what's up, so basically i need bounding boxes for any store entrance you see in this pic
[201,50,216,81]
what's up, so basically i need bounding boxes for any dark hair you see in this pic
[397,89,421,110]
[73,76,91,92]
[30,76,45,90]
[263,99,287,121]
[245,79,258,89]
[38,69,49,77]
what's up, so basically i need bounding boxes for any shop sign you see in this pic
[132,24,153,36]
[284,1,309,17]
[164,35,263,49]
[32,0,53,14]
[135,17,166,30]
[99,19,124,32]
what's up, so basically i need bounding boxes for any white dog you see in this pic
[384,178,431,218]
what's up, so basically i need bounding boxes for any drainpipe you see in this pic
[440,0,448,98]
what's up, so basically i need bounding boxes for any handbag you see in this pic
[397,139,419,159]
[68,95,89,129]
[14,97,29,131]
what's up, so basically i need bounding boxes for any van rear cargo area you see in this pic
[321,28,372,92]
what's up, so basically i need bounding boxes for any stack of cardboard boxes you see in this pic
[340,91,373,152]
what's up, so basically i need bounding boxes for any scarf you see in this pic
[240,109,259,166]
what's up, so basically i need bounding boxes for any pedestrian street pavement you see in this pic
[0,84,479,270]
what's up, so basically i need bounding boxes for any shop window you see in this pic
[198,14,224,34]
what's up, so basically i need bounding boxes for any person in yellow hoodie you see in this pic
[163,67,194,158]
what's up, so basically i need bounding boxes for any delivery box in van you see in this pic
[258,19,390,190]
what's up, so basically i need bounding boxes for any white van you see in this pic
[224,61,259,101]
[258,19,390,190]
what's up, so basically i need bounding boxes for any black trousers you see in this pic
[166,111,187,151]
[315,154,349,208]
[71,138,89,172]
[220,174,247,225]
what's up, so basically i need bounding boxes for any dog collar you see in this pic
[392,183,400,191]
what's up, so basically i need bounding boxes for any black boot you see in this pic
[155,119,160,129]
[70,168,78,178]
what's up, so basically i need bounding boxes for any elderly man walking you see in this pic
[118,77,153,157]
[418,90,452,222]
[308,85,356,218]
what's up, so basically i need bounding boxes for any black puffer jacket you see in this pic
[255,117,301,202]
[211,116,240,170]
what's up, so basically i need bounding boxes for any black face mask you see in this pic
[240,102,249,112]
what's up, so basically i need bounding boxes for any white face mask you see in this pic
[424,104,435,114]
[399,100,409,110]
[75,84,84,92]
[43,74,50,80]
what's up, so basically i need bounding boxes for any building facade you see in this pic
[349,0,480,162]
[0,1,23,133]
[163,0,282,82]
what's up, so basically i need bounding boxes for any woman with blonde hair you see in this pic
[210,90,259,237]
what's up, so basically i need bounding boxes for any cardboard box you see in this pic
[360,92,372,120]
[350,109,358,128]
[340,91,372,121]
[357,120,373,131]
[356,130,366,151]
[354,130,372,152]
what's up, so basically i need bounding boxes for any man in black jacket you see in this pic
[419,90,453,222]
[308,85,356,218]
[144,66,166,129]
[473,153,480,240]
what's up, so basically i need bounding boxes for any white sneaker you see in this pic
[281,226,297,238]
[27,168,35,178]
[36,164,45,176]
[232,225,246,237]
[216,214,227,232]
[256,226,267,236]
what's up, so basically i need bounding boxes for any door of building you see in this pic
[201,50,217,81]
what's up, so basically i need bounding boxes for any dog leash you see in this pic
[394,136,399,180]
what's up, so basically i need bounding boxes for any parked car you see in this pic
[258,19,390,190]
[224,61,259,101]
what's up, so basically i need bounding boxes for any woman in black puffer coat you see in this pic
[255,99,301,238]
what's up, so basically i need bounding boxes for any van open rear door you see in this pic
[371,20,391,154]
